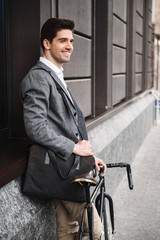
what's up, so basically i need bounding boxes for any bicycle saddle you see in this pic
[72,170,98,186]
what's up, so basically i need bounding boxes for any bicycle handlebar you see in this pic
[106,162,134,190]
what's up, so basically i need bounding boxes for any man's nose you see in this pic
[66,41,73,49]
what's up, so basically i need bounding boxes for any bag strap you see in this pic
[48,150,81,180]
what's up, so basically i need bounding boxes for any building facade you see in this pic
[152,0,160,91]
[0,0,154,239]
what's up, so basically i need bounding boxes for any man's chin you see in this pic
[62,58,71,63]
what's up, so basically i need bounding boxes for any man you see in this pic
[21,18,106,240]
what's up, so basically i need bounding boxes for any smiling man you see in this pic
[42,29,74,66]
[21,18,106,240]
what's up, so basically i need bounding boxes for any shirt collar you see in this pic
[39,57,63,74]
[39,57,73,104]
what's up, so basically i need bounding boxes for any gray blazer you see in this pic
[21,61,88,160]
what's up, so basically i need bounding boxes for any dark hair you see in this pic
[40,18,75,50]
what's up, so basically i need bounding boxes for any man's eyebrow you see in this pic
[58,37,74,41]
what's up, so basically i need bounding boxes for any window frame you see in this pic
[0,0,8,139]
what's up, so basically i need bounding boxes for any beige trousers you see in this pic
[54,200,102,240]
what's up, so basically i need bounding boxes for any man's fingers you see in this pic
[73,140,94,156]
[94,156,107,173]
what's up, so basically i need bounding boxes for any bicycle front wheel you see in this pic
[96,195,111,240]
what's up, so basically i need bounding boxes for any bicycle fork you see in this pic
[96,175,115,240]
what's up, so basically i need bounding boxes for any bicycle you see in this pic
[72,162,134,240]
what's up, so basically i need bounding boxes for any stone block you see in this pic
[63,34,91,78]
[136,13,143,36]
[148,27,152,43]
[135,54,142,73]
[58,0,92,36]
[112,46,126,74]
[148,10,152,27]
[113,0,127,21]
[136,33,143,54]
[66,79,92,117]
[112,75,126,104]
[147,73,152,88]
[135,73,142,93]
[148,58,152,72]
[113,16,126,48]
[136,0,144,16]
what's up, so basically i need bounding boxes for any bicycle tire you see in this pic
[96,195,111,240]
[102,198,109,240]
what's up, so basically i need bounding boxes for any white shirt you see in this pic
[39,57,67,89]
[39,57,73,103]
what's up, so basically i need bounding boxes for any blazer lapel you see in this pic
[49,70,74,106]
[35,61,75,107]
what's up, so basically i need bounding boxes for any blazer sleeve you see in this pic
[20,70,75,160]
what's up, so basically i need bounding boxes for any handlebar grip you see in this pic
[106,162,134,190]
[99,165,104,173]
[127,165,134,190]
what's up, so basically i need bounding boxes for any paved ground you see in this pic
[111,123,160,240]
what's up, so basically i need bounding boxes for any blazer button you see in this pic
[74,112,77,116]
[76,133,80,140]
[76,133,79,139]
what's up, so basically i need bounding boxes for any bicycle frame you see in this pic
[78,162,134,240]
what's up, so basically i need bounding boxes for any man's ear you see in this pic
[43,39,51,50]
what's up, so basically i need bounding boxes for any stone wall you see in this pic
[0,178,57,240]
[88,93,155,195]
[0,94,155,239]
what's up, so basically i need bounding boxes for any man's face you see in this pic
[43,29,74,68]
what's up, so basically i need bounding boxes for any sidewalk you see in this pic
[111,123,160,240]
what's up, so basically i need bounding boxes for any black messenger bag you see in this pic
[22,144,95,202]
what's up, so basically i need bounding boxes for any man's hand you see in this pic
[73,140,107,173]
[94,156,107,173]
[73,140,93,156]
